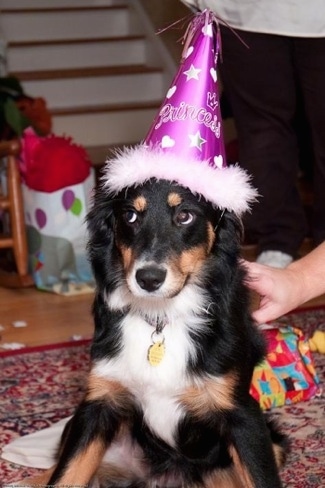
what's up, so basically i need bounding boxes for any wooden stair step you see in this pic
[0,0,125,8]
[1,0,174,153]
[1,5,128,13]
[10,65,163,81]
[1,5,134,42]
[8,34,146,48]
[7,35,149,72]
[51,100,162,116]
[51,105,159,146]
[19,70,165,109]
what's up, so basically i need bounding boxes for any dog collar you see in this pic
[143,315,167,367]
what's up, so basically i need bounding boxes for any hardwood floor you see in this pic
[0,286,94,348]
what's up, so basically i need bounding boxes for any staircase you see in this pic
[0,0,176,166]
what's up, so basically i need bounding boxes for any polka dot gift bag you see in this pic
[20,128,95,295]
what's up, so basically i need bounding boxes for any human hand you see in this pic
[242,260,304,324]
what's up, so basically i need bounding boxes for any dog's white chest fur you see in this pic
[93,313,197,446]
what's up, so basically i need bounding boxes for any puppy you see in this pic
[46,177,288,487]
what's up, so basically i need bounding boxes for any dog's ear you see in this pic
[213,210,243,256]
[86,186,116,285]
[87,188,115,249]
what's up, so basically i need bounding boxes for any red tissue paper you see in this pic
[20,127,92,192]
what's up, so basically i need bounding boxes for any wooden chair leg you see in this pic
[7,153,29,277]
[0,139,34,288]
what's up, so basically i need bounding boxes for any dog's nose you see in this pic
[136,266,167,292]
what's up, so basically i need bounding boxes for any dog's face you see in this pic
[99,180,223,299]
[114,180,223,298]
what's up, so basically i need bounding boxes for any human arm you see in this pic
[243,242,325,324]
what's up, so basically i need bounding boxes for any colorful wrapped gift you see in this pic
[250,326,321,410]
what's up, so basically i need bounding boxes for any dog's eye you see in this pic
[175,210,194,226]
[124,210,138,224]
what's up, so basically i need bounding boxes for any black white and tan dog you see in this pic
[25,10,289,488]
[36,143,288,488]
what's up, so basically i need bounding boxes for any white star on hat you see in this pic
[189,130,206,150]
[183,64,201,81]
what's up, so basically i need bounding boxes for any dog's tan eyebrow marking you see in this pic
[168,192,183,207]
[133,195,147,212]
[178,372,237,414]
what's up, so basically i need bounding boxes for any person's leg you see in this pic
[219,27,307,259]
[294,37,325,246]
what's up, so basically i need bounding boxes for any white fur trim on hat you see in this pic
[102,145,258,216]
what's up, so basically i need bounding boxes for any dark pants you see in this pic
[219,26,325,257]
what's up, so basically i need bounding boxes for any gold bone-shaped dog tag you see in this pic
[148,341,165,366]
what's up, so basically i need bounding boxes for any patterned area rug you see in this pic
[1,309,325,487]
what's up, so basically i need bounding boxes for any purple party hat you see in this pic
[103,10,257,215]
[145,10,226,168]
